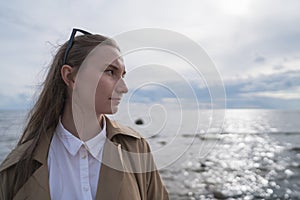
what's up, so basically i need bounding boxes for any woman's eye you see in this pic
[105,70,114,75]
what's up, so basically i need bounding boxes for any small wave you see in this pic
[181,133,221,140]
[270,132,300,135]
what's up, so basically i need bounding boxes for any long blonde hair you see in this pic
[11,33,119,198]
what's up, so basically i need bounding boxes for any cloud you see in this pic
[199,0,300,79]
[224,70,300,108]
[239,70,300,92]
[0,0,299,110]
[241,89,300,100]
[122,69,300,109]
[254,55,266,63]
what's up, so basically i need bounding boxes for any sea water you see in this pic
[0,109,299,199]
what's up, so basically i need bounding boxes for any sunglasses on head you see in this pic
[63,28,92,65]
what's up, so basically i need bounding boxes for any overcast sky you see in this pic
[0,0,299,110]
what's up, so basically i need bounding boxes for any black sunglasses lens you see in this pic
[63,28,92,65]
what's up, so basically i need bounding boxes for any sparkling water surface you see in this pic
[0,109,299,199]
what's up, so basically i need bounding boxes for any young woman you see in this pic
[0,28,169,200]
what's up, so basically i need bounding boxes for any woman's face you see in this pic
[73,45,128,115]
[94,49,128,114]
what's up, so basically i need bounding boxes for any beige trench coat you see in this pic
[0,116,169,200]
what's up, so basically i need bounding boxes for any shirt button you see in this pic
[83,186,89,191]
[81,154,87,159]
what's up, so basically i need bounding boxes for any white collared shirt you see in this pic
[48,118,106,200]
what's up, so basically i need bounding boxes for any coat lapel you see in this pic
[95,140,125,200]
[20,132,52,199]
[31,131,53,197]
[0,131,52,200]
[12,164,51,200]
[95,116,141,200]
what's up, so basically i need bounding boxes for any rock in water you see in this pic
[135,118,144,125]
[213,190,228,199]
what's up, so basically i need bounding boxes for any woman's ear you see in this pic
[61,65,75,88]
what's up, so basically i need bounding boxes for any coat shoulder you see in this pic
[0,140,33,172]
[106,117,142,140]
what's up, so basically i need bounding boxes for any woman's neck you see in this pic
[61,101,104,141]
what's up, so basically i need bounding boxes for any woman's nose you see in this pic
[116,78,128,94]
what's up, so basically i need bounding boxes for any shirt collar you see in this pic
[56,117,107,161]
[85,118,106,160]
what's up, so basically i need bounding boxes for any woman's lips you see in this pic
[109,97,121,104]
[109,97,121,100]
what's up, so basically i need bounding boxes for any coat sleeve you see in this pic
[142,139,169,200]
[146,168,169,200]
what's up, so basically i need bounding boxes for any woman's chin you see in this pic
[96,107,119,115]
[111,107,119,114]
